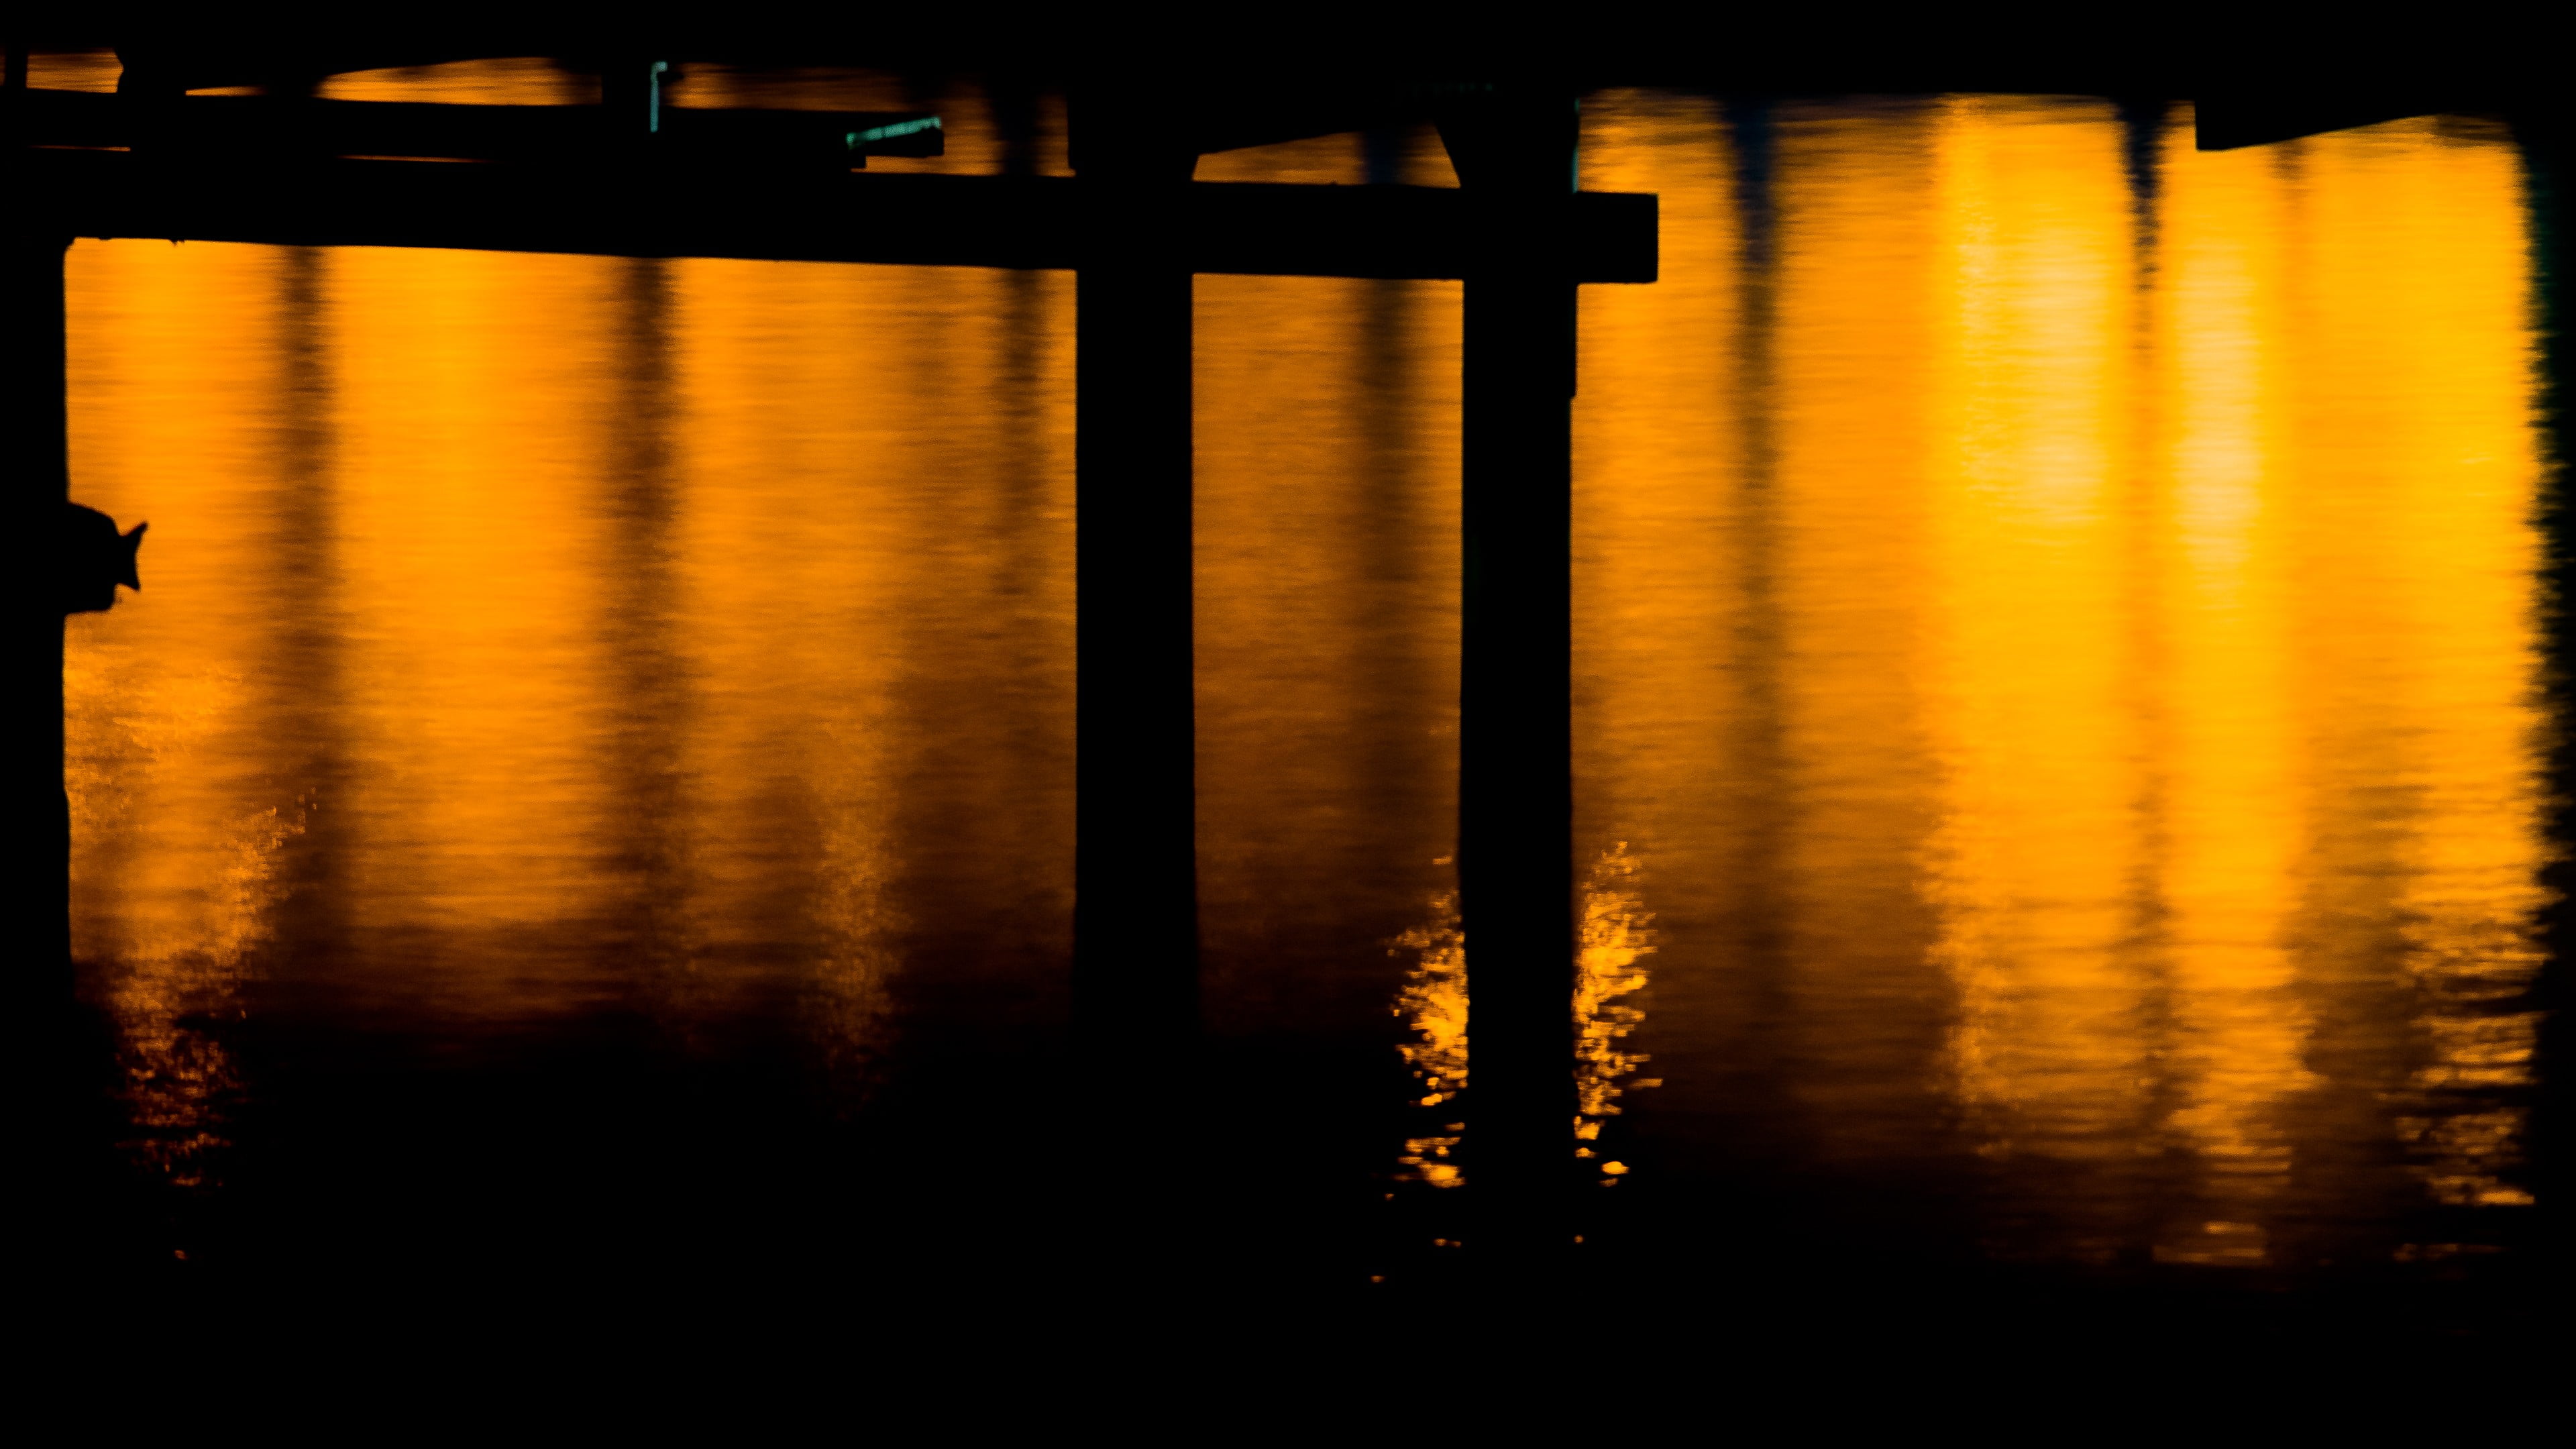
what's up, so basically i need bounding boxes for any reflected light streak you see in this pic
[1390,846,1660,1189]
[66,237,313,1186]
[1569,93,2544,1269]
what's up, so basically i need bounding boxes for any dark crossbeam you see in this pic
[10,148,1658,282]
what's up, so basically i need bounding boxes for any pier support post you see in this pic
[1443,88,1580,1260]
[1071,121,1201,1056]
[2,227,71,996]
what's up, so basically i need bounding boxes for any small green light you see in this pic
[847,117,942,148]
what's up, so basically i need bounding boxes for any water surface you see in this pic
[54,65,2551,1318]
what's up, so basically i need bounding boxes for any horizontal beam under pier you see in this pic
[12,150,1658,282]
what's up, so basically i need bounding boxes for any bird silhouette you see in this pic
[60,502,147,614]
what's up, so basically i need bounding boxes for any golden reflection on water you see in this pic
[1391,890,1466,1187]
[1390,846,1659,1188]
[64,68,1080,1173]
[1577,93,2544,1263]
[1572,845,1658,1175]
[64,234,313,1184]
[56,60,2548,1267]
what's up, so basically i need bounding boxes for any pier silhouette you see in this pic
[6,30,1664,1285]
[6,18,2566,1322]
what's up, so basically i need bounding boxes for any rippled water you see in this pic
[51,57,2551,1320]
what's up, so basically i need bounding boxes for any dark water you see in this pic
[46,56,2554,1336]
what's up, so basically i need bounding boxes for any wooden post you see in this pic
[2,225,72,996]
[2515,95,2572,1258]
[1441,87,1580,1260]
[1070,109,1200,1055]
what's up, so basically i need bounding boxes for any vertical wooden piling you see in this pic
[2,226,72,992]
[2515,96,2573,1265]
[1070,119,1201,1053]
[1442,87,1581,1258]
